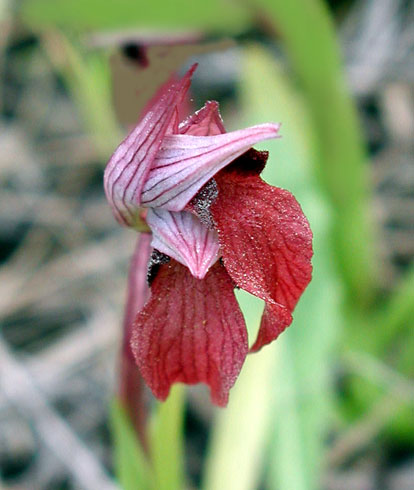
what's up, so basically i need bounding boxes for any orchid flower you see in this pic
[104,64,313,406]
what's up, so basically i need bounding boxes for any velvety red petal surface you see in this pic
[131,260,248,406]
[210,157,313,352]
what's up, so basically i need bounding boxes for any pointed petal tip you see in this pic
[104,64,197,226]
[142,121,282,211]
[178,62,198,91]
[250,122,281,139]
[179,100,225,136]
[146,208,220,279]
[205,387,230,407]
[188,62,198,75]
[179,250,219,280]
[187,263,211,280]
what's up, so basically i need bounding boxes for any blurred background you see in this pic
[0,0,413,489]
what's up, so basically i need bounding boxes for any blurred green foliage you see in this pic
[237,46,341,490]
[257,0,376,307]
[21,0,250,32]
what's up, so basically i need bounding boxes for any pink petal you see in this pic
[103,65,196,227]
[131,260,248,407]
[179,100,226,136]
[146,208,219,279]
[210,153,313,352]
[140,123,280,211]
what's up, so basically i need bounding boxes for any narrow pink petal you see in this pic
[103,65,196,227]
[140,123,280,211]
[131,260,248,406]
[179,100,226,136]
[146,208,219,279]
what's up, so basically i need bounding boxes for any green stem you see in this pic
[257,0,376,306]
[151,385,186,490]
[203,341,277,490]
[110,400,153,490]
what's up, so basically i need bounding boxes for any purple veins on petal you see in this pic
[179,100,226,136]
[140,123,281,212]
[103,65,196,227]
[146,208,220,279]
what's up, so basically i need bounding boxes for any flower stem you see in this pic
[151,384,186,490]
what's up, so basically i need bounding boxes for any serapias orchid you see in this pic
[104,64,313,406]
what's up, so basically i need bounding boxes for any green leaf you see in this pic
[255,0,376,307]
[150,385,186,490]
[110,400,152,490]
[21,0,250,34]
[203,292,275,490]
